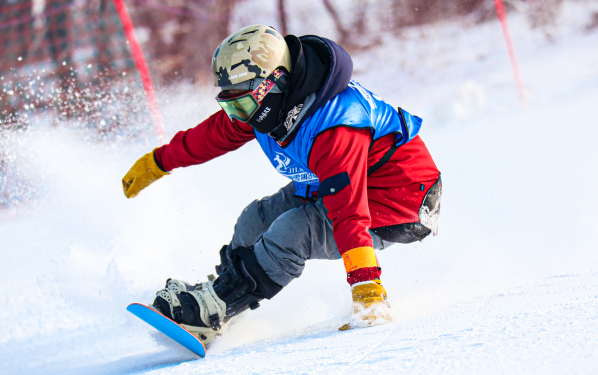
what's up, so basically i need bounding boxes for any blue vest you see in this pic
[254,80,423,198]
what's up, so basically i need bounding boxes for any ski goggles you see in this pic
[216,68,285,122]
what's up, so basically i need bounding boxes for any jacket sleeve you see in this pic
[154,110,256,171]
[308,126,380,285]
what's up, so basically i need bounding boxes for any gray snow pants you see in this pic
[230,183,394,287]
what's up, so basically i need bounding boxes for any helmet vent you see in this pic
[231,60,247,70]
[229,39,247,46]
[265,28,282,39]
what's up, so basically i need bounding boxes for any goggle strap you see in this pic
[252,68,285,101]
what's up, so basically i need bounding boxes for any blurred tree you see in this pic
[390,0,486,28]
[519,0,563,42]
[130,0,244,85]
[278,0,288,36]
[322,0,350,46]
[586,11,598,32]
[321,0,372,50]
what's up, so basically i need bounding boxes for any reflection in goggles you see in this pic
[218,94,259,121]
[216,68,285,122]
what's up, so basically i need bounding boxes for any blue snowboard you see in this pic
[127,303,206,358]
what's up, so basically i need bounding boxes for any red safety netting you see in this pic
[0,0,150,133]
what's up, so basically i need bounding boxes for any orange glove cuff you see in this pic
[342,246,378,273]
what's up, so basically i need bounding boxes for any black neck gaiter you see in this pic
[247,35,329,135]
[248,92,284,134]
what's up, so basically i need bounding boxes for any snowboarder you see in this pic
[122,25,441,344]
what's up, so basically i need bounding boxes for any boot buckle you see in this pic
[209,313,221,331]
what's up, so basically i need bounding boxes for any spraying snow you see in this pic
[1,2,598,374]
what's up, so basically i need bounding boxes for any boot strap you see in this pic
[155,289,182,318]
[188,281,227,329]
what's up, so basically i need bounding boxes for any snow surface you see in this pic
[1,2,598,374]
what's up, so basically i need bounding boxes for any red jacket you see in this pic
[156,109,439,283]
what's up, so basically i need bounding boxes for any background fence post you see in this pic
[494,0,526,107]
[113,0,165,143]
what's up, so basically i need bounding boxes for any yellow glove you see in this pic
[339,281,392,331]
[122,148,169,198]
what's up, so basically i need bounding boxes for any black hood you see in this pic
[266,35,353,146]
[296,35,353,121]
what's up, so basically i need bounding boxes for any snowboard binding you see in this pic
[152,245,283,344]
[153,278,228,344]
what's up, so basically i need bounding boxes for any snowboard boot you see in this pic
[153,278,228,345]
[339,280,392,331]
[152,245,282,345]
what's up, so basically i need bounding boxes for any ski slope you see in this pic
[1,3,598,374]
[135,271,598,375]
